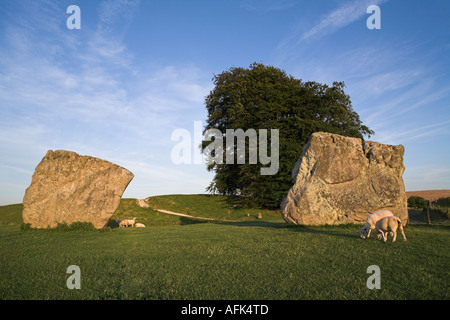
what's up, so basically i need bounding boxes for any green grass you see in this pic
[410,208,450,224]
[108,195,283,228]
[0,203,23,225]
[110,198,188,227]
[144,194,283,222]
[0,196,449,300]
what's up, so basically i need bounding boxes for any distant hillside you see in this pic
[406,190,450,202]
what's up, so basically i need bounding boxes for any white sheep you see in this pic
[375,216,407,242]
[135,223,146,228]
[360,210,394,239]
[119,217,136,227]
[118,220,127,227]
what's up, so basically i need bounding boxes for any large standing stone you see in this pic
[22,150,134,229]
[281,132,408,225]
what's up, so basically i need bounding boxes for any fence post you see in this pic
[427,207,431,224]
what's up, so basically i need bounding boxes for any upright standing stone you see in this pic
[281,132,407,225]
[22,150,134,229]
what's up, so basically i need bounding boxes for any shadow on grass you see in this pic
[406,223,450,231]
[284,224,359,239]
[216,219,360,239]
[217,220,286,228]
[179,217,209,226]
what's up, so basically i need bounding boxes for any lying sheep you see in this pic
[135,223,146,228]
[119,217,136,227]
[360,210,394,239]
[375,216,407,242]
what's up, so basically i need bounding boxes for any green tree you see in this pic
[408,196,430,209]
[202,63,374,208]
[432,197,450,207]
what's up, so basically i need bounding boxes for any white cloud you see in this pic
[274,0,390,66]
[0,0,214,204]
[351,66,450,144]
[301,0,388,40]
[373,120,450,145]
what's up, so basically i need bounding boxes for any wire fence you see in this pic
[408,206,449,224]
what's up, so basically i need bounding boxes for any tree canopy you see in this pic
[408,196,430,209]
[202,63,374,208]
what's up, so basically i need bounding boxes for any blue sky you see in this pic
[0,0,449,205]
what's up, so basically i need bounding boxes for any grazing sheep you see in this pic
[119,217,136,227]
[375,216,407,242]
[135,223,146,228]
[360,210,394,239]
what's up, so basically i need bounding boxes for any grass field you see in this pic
[0,195,449,300]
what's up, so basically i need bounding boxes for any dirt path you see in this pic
[136,199,239,222]
[156,209,239,222]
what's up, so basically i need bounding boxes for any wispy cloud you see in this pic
[0,0,211,137]
[275,23,449,147]
[84,0,140,70]
[0,0,213,204]
[301,0,388,40]
[274,0,389,65]
[373,120,450,145]
[361,81,449,125]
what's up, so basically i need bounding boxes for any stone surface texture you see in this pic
[281,132,407,225]
[22,150,134,229]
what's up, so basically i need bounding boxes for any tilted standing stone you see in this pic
[22,150,134,229]
[281,132,408,225]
